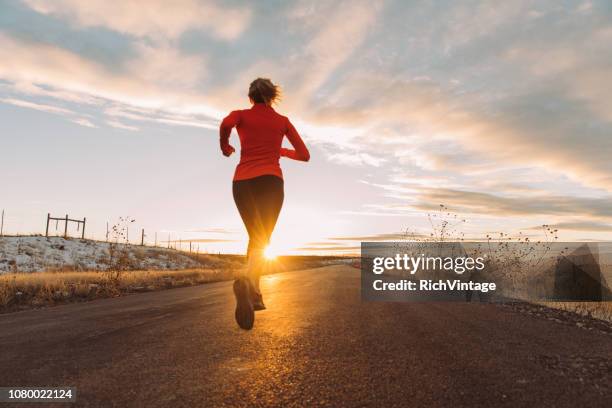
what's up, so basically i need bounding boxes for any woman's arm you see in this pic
[281,118,310,162]
[219,111,240,157]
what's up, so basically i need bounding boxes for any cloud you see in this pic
[391,187,612,219]
[126,42,207,90]
[527,221,612,232]
[206,0,383,114]
[2,82,102,105]
[0,97,74,115]
[107,120,138,131]
[302,241,345,247]
[504,25,612,122]
[0,33,137,103]
[71,117,96,128]
[305,70,612,191]
[287,0,383,101]
[269,2,612,197]
[329,232,418,241]
[204,0,384,164]
[326,152,385,167]
[0,97,97,128]
[0,36,208,108]
[22,0,252,40]
[296,245,360,252]
[104,105,218,129]
[0,33,220,127]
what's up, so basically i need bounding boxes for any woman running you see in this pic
[220,78,310,330]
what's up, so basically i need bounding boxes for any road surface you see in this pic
[0,265,610,407]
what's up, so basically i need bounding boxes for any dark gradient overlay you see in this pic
[361,242,612,302]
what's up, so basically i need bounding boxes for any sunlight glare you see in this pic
[264,245,278,260]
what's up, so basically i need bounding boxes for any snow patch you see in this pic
[0,236,204,273]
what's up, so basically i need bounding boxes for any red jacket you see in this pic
[220,103,310,181]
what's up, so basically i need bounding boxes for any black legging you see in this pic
[233,175,284,260]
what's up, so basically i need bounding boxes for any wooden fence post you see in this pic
[82,217,86,239]
[45,213,50,237]
[64,214,68,238]
[141,229,145,246]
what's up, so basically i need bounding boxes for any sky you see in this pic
[1,0,612,255]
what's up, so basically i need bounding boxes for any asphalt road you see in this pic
[0,265,610,407]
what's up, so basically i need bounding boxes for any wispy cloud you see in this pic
[296,245,360,253]
[527,221,612,232]
[2,82,102,105]
[22,0,252,40]
[287,0,383,101]
[370,186,612,219]
[0,97,73,115]
[329,233,418,241]
[107,120,138,131]
[0,32,220,128]
[104,105,218,129]
[0,97,96,128]
[71,117,96,128]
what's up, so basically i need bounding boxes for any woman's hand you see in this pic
[280,147,309,162]
[222,145,236,157]
[282,119,310,161]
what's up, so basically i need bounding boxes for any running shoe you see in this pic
[252,291,267,311]
[233,277,254,330]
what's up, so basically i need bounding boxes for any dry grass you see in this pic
[540,301,612,323]
[0,255,349,313]
[0,268,233,313]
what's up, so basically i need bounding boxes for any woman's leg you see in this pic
[233,176,284,292]
[250,176,284,292]
[233,179,259,279]
[232,180,263,329]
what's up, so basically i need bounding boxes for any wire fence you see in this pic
[0,209,217,255]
